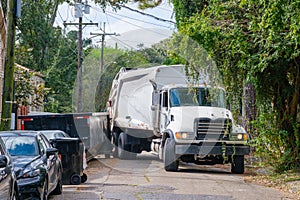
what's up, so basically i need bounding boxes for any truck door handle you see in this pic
[125,116,131,120]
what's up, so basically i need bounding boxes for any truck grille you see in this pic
[196,118,232,140]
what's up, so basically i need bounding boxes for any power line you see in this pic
[120,5,176,25]
[110,36,137,50]
[103,12,171,37]
[105,10,172,28]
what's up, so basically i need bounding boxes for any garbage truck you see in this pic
[107,65,250,173]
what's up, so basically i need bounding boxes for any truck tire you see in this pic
[112,132,119,158]
[118,132,132,159]
[231,155,245,174]
[163,138,179,171]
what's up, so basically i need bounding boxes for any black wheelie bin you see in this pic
[51,138,87,185]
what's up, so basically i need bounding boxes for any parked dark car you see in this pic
[0,136,18,200]
[0,131,63,200]
[38,130,70,140]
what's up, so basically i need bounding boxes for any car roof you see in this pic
[0,130,40,137]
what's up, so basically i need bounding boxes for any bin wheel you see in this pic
[71,174,81,185]
[81,173,88,183]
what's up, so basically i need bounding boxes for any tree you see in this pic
[15,0,64,72]
[173,0,300,171]
[94,49,150,111]
[1,0,17,130]
[44,31,79,113]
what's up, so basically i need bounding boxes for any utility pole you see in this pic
[64,1,97,112]
[0,0,20,130]
[100,23,105,73]
[90,24,118,73]
[77,0,83,113]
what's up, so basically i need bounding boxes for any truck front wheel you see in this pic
[163,138,179,171]
[231,155,245,174]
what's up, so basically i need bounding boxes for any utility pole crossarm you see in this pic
[64,22,98,26]
[90,22,119,73]
[90,32,118,36]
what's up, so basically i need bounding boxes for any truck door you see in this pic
[160,91,169,130]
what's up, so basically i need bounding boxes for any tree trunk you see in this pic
[0,0,16,131]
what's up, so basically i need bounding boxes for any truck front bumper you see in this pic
[175,144,250,156]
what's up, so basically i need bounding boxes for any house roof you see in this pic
[15,63,45,78]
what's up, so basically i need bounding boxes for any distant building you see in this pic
[15,64,45,113]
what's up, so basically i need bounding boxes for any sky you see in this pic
[54,0,176,49]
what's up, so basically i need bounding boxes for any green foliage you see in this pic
[172,0,206,25]
[14,67,50,108]
[252,112,300,171]
[15,0,64,72]
[93,0,162,9]
[94,49,150,111]
[173,0,300,171]
[44,31,79,113]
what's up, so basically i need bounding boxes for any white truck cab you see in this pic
[108,65,250,173]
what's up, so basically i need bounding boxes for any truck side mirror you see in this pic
[151,105,158,111]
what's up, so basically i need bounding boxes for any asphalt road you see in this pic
[49,152,296,200]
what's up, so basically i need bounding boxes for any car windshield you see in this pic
[170,87,226,108]
[2,136,39,156]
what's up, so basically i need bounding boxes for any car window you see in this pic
[42,132,56,140]
[40,134,51,148]
[56,132,62,137]
[37,135,47,154]
[2,136,38,156]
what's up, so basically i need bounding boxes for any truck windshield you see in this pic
[169,87,226,108]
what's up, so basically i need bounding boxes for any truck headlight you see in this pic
[237,133,248,141]
[175,132,194,140]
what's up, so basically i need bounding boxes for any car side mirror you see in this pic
[46,148,58,158]
[0,155,8,168]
